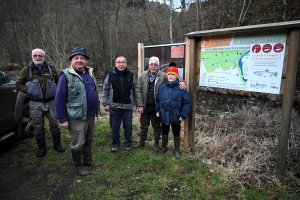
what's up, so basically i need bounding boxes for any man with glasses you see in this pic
[102,56,136,152]
[134,57,185,152]
[16,48,65,158]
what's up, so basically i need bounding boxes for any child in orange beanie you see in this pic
[155,63,191,159]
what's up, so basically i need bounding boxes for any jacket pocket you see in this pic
[172,109,180,123]
[45,80,57,99]
[66,103,83,119]
[27,79,43,99]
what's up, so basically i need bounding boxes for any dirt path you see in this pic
[0,137,73,199]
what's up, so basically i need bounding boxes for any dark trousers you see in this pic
[30,100,61,140]
[161,123,180,136]
[110,108,132,147]
[140,113,161,137]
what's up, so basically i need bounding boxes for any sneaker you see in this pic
[125,146,131,151]
[111,146,118,152]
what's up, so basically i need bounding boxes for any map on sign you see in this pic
[199,32,287,94]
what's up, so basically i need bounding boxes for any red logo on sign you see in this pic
[252,44,261,53]
[262,44,272,53]
[273,43,284,53]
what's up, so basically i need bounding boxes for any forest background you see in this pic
[1,0,300,80]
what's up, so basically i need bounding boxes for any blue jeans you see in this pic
[109,108,132,147]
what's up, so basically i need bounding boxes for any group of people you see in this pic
[15,47,191,176]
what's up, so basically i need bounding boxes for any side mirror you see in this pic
[0,72,7,85]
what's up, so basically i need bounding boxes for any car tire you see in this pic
[16,102,34,138]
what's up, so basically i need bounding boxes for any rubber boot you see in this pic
[36,138,47,158]
[52,134,65,153]
[153,131,161,152]
[157,135,168,153]
[72,149,91,176]
[153,140,161,152]
[134,132,147,148]
[174,136,181,159]
[82,142,100,167]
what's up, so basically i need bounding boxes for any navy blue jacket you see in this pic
[156,80,191,125]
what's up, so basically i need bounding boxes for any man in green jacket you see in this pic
[55,47,100,176]
[16,48,65,158]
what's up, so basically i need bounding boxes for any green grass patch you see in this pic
[1,118,300,199]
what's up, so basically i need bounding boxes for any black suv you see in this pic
[0,72,33,142]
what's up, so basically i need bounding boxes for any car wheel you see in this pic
[16,102,34,138]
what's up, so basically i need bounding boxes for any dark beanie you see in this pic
[169,62,177,67]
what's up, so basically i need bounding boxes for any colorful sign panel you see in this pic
[199,32,287,94]
[171,45,184,58]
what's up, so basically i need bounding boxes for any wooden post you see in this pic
[276,29,300,175]
[184,37,196,148]
[137,43,144,132]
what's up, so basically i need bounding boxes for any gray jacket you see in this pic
[135,70,167,107]
[102,69,136,109]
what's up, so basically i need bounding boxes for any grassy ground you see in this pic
[1,114,299,200]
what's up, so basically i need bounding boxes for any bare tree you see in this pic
[237,0,252,26]
[0,0,300,75]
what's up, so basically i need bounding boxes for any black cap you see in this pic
[169,62,177,67]
[69,47,90,60]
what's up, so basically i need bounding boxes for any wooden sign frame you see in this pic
[184,20,300,176]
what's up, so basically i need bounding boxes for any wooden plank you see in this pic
[197,41,202,84]
[138,43,144,77]
[188,38,198,147]
[282,32,291,78]
[185,20,300,37]
[276,28,300,175]
[184,37,197,148]
[184,38,191,148]
[280,79,285,94]
[281,59,288,77]
[137,43,144,133]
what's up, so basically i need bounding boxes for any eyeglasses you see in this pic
[32,55,44,58]
[149,63,158,67]
[116,61,127,64]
